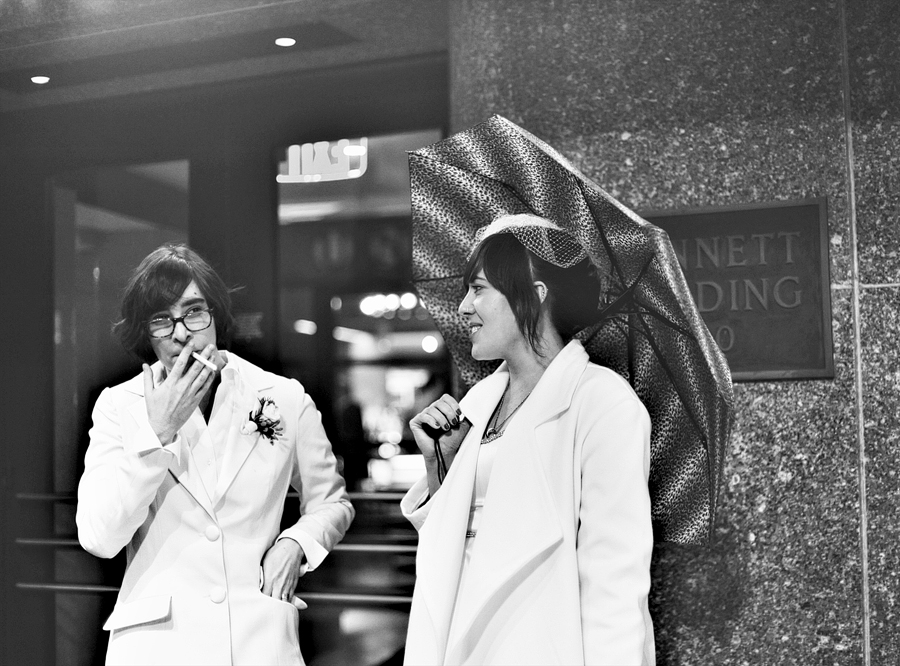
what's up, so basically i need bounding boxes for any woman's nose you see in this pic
[458,291,474,315]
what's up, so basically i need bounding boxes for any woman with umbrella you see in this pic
[400,213,655,665]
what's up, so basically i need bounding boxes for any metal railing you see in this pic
[15,490,415,607]
[15,583,412,606]
[16,491,408,502]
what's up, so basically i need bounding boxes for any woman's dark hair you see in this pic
[462,233,603,355]
[113,244,236,362]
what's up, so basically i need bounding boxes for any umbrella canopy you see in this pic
[409,115,733,544]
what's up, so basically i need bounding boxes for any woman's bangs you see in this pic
[463,243,488,287]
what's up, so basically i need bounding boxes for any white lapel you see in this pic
[122,363,217,519]
[213,353,276,502]
[181,411,219,502]
[412,370,508,661]
[445,341,589,660]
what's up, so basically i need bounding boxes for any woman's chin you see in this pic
[470,345,498,362]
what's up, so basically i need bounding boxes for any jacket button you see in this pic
[210,587,226,604]
[205,525,221,541]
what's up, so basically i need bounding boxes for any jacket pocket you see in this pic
[103,595,172,631]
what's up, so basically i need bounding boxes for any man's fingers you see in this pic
[141,364,155,395]
[206,346,225,372]
[172,349,211,392]
[260,540,304,601]
[187,346,218,394]
[263,568,288,599]
[259,565,287,599]
[187,364,214,396]
[191,351,218,372]
[277,572,299,601]
[169,344,195,380]
[260,570,273,596]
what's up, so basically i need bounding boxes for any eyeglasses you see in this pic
[147,308,214,339]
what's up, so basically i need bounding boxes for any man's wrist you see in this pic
[277,536,307,563]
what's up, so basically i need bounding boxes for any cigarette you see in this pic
[191,352,217,371]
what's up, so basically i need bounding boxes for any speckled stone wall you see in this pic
[848,1,900,663]
[449,0,897,663]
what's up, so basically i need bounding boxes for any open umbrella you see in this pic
[409,115,733,544]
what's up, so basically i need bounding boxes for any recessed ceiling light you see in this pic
[31,76,50,85]
[275,37,296,48]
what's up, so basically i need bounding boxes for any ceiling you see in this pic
[0,0,448,113]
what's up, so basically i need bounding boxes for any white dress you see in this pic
[451,432,502,625]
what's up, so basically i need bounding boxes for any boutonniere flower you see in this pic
[241,397,283,444]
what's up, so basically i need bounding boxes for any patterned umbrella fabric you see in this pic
[409,115,733,544]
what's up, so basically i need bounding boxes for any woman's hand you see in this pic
[144,343,217,445]
[261,538,307,609]
[410,394,471,495]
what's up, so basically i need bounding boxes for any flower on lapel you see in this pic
[242,397,283,444]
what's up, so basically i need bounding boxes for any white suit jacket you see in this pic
[401,341,655,666]
[76,352,354,666]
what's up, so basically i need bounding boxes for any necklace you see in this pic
[481,385,533,445]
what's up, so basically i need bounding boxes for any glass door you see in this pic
[32,160,190,665]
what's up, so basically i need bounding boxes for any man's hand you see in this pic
[144,343,217,445]
[261,538,307,608]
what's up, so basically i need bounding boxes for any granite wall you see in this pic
[449,0,898,663]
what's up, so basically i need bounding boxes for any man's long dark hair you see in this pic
[113,244,236,362]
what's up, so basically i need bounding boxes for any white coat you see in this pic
[76,352,354,666]
[401,341,655,665]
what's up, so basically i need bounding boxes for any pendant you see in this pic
[481,428,503,445]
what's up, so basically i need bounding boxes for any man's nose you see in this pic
[172,320,192,343]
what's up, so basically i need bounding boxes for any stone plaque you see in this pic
[644,198,833,381]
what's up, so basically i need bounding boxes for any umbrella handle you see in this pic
[434,438,448,483]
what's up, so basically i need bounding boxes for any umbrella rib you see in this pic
[595,294,697,341]
[576,180,630,288]
[593,253,655,323]
[634,310,707,438]
[629,297,696,339]
[573,178,697,340]
[590,308,685,356]
[608,251,698,341]
[586,255,695,343]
